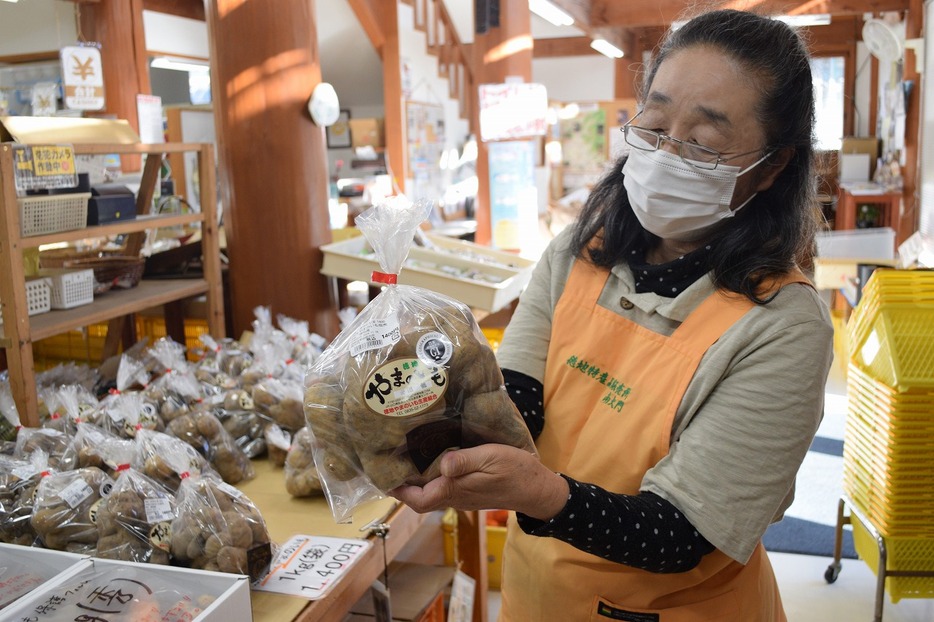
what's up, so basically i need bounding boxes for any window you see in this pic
[811,56,845,151]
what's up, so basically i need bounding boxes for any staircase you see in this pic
[402,0,475,122]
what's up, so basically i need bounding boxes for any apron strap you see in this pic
[674,268,811,353]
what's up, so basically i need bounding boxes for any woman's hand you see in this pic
[389,444,569,521]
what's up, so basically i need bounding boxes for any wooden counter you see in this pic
[238,460,487,622]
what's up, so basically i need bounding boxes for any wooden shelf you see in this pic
[21,213,203,249]
[0,141,225,426]
[0,279,210,346]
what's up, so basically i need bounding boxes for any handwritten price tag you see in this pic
[253,535,371,600]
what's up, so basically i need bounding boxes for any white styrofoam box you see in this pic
[0,543,88,611]
[39,268,95,309]
[320,232,537,313]
[1,557,251,621]
[816,227,897,261]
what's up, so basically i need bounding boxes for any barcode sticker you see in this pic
[144,497,174,523]
[349,317,401,357]
[60,479,94,509]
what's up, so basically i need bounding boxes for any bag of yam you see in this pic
[304,199,536,522]
[170,473,272,580]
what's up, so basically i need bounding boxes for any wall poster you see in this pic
[406,101,445,202]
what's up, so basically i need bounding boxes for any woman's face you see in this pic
[642,45,779,208]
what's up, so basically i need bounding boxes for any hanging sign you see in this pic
[60,45,105,110]
[253,534,371,600]
[478,82,548,142]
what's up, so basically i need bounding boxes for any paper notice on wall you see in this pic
[137,94,165,144]
[479,83,548,142]
[253,535,371,600]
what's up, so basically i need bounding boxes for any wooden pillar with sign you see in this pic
[205,0,339,340]
[77,0,150,171]
[472,0,533,247]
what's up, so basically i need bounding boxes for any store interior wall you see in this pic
[0,1,878,182]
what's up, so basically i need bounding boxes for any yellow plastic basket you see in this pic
[852,517,934,602]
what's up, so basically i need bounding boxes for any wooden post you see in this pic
[471,0,533,246]
[77,0,150,172]
[205,0,339,340]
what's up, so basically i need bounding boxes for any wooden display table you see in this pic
[238,460,488,622]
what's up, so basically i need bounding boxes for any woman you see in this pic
[392,9,834,620]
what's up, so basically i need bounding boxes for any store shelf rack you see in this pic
[0,141,225,427]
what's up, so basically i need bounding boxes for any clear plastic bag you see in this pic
[0,452,45,545]
[283,426,322,498]
[304,199,536,522]
[167,409,255,484]
[171,473,273,580]
[30,466,113,553]
[14,427,77,472]
[96,463,176,564]
[73,421,135,477]
[132,428,217,493]
[264,422,291,468]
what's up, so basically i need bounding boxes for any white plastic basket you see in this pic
[18,192,91,237]
[24,277,52,315]
[41,268,95,309]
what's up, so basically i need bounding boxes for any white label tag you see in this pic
[60,478,94,509]
[349,317,401,357]
[144,497,175,523]
[447,569,476,622]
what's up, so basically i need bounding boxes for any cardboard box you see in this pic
[349,117,385,149]
[349,562,454,622]
[0,116,141,144]
[0,544,87,611]
[441,511,507,589]
[2,557,251,621]
[320,232,536,313]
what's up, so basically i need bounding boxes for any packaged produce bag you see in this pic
[96,462,176,565]
[170,473,273,580]
[0,452,46,545]
[30,466,113,553]
[133,428,216,493]
[304,199,536,522]
[283,426,322,498]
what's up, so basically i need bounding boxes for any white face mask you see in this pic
[622,142,771,241]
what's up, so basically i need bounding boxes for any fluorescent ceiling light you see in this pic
[1,1,19,4]
[591,39,624,59]
[150,57,210,73]
[529,0,574,27]
[775,14,832,27]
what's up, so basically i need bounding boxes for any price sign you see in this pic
[253,535,371,599]
[60,45,105,111]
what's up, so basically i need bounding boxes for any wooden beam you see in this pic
[0,51,60,64]
[590,0,910,28]
[533,36,600,57]
[142,0,205,21]
[347,0,385,57]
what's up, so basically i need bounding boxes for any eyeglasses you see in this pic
[622,115,766,171]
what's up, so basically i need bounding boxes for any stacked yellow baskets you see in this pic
[831,269,934,618]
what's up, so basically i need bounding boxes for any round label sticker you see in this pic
[149,521,172,551]
[100,480,114,498]
[89,498,104,524]
[416,332,454,367]
[362,357,447,417]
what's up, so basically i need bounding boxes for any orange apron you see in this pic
[499,258,808,621]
